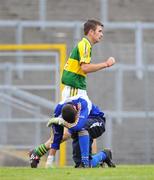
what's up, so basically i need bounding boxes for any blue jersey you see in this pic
[53,95,104,133]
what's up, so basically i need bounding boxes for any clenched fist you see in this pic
[106,57,116,67]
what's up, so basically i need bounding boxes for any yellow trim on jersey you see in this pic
[64,58,87,77]
[78,38,91,64]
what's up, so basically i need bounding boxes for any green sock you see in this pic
[34,144,48,157]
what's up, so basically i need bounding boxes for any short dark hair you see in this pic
[84,19,104,35]
[62,104,77,123]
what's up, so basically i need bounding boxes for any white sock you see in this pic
[45,155,55,168]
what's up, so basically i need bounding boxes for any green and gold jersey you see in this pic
[62,37,92,90]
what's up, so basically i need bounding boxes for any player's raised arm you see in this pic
[81,57,116,73]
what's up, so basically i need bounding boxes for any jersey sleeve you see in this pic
[54,103,63,117]
[78,41,91,64]
[89,104,104,117]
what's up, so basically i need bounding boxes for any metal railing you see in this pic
[0,51,60,148]
[0,20,154,79]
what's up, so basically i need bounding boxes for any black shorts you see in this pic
[85,115,106,139]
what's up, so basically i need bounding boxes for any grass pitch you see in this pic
[0,165,154,180]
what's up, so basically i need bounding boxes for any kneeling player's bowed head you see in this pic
[62,103,78,123]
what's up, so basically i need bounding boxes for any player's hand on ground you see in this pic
[47,117,65,127]
[105,57,116,67]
